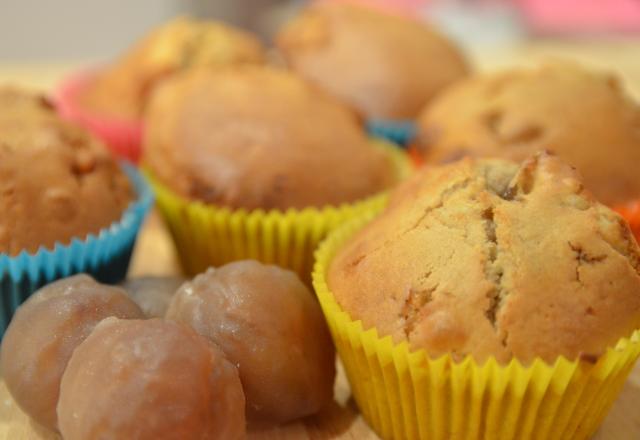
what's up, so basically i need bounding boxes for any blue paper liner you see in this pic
[0,164,153,333]
[366,120,416,148]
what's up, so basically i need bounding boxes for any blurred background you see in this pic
[2,0,640,59]
[1,0,639,91]
[0,0,292,61]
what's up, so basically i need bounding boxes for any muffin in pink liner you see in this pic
[54,69,143,163]
[55,18,266,164]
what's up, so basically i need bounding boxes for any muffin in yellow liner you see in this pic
[145,139,411,280]
[313,210,640,440]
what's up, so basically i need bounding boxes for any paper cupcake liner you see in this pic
[312,212,640,440]
[0,165,153,333]
[54,69,143,163]
[614,200,640,243]
[146,140,411,281]
[407,146,425,168]
[367,120,417,148]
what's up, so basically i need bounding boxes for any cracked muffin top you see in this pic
[80,17,265,119]
[0,87,133,256]
[276,2,469,120]
[143,66,396,211]
[415,62,640,206]
[328,152,640,364]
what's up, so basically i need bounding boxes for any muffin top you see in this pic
[143,66,395,211]
[415,62,640,206]
[329,152,640,364]
[276,2,468,120]
[80,17,265,119]
[0,87,133,256]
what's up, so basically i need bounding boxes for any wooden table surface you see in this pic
[2,38,640,439]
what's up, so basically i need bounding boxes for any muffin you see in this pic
[144,65,394,210]
[415,62,640,206]
[79,17,265,120]
[315,152,640,439]
[56,17,265,162]
[0,87,133,256]
[143,65,408,276]
[0,87,152,331]
[329,152,640,363]
[276,2,469,121]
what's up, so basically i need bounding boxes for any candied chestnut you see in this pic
[166,260,335,423]
[0,275,143,430]
[57,318,246,440]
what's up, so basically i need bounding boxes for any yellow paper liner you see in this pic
[312,211,640,440]
[145,139,411,281]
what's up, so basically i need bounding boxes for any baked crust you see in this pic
[329,152,640,363]
[416,62,640,205]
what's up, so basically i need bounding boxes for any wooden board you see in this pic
[1,212,639,439]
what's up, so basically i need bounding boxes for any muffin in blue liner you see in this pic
[366,120,416,148]
[0,164,153,333]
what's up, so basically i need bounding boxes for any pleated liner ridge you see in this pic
[146,139,412,282]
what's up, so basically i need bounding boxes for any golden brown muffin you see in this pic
[0,87,133,256]
[143,66,395,211]
[329,152,640,364]
[415,62,640,206]
[80,17,265,119]
[276,2,469,120]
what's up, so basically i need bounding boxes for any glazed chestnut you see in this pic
[57,318,246,440]
[166,260,336,423]
[0,275,143,430]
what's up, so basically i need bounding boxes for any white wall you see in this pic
[0,0,254,61]
[0,0,186,61]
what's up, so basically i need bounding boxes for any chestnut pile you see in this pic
[1,261,335,439]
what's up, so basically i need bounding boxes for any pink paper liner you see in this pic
[518,0,640,34]
[54,69,143,163]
